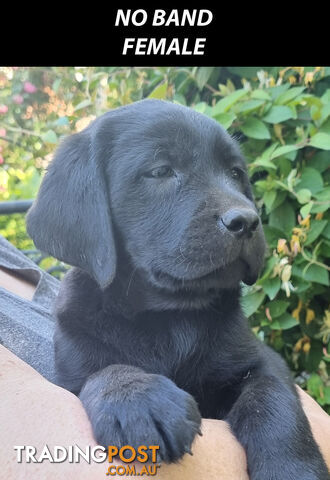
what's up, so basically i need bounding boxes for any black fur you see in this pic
[27,100,329,479]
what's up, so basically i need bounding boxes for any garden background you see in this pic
[0,66,329,410]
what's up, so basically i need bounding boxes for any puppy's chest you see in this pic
[117,313,216,388]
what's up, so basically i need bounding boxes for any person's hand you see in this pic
[297,385,330,467]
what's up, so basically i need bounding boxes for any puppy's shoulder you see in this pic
[55,267,102,319]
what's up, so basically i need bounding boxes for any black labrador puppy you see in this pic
[27,100,329,479]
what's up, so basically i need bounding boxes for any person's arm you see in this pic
[0,344,249,480]
[1,345,330,480]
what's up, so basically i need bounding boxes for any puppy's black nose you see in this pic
[221,209,259,237]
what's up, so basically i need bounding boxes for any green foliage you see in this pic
[0,66,329,411]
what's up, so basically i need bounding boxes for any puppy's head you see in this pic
[27,100,266,295]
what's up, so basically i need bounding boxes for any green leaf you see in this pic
[270,313,299,330]
[237,99,265,114]
[319,118,330,134]
[251,158,277,171]
[73,99,92,111]
[52,78,61,92]
[258,256,278,282]
[320,103,330,124]
[226,67,260,79]
[214,112,236,129]
[321,88,330,103]
[320,239,330,257]
[300,202,314,218]
[241,118,270,139]
[193,102,208,113]
[148,81,168,99]
[269,202,296,234]
[266,300,290,318]
[266,83,291,100]
[294,264,329,286]
[241,291,265,317]
[263,190,277,213]
[263,106,294,124]
[310,203,329,214]
[323,223,330,239]
[257,142,279,161]
[294,277,310,293]
[304,220,328,245]
[309,132,330,150]
[195,67,214,90]
[270,144,299,160]
[251,90,271,100]
[307,151,330,172]
[275,86,305,105]
[315,187,330,202]
[212,89,248,115]
[307,374,324,401]
[263,277,281,300]
[296,188,312,204]
[53,116,69,126]
[263,225,288,246]
[305,341,324,372]
[271,191,287,211]
[41,130,58,144]
[297,167,323,194]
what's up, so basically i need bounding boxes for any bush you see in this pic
[0,66,329,411]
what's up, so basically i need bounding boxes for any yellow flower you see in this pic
[294,337,303,352]
[294,335,310,353]
[324,310,330,327]
[281,264,292,283]
[290,234,301,255]
[299,215,311,228]
[292,300,303,321]
[320,310,330,343]
[281,264,293,297]
[305,72,314,84]
[274,124,285,145]
[294,67,305,76]
[277,238,288,254]
[303,341,311,354]
[305,308,315,325]
[269,77,276,87]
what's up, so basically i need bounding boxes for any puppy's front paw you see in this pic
[249,460,329,480]
[79,365,201,463]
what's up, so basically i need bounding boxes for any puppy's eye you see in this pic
[145,166,175,178]
[230,167,244,180]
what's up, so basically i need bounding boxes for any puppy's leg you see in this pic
[225,346,329,480]
[79,364,201,463]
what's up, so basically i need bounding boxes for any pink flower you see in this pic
[13,94,24,104]
[23,81,37,94]
[0,155,4,165]
[0,105,8,114]
[0,128,6,137]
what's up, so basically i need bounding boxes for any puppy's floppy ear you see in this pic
[26,122,116,289]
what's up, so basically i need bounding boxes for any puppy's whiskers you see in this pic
[209,253,215,270]
[126,266,138,297]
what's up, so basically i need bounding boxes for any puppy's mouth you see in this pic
[151,257,255,292]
